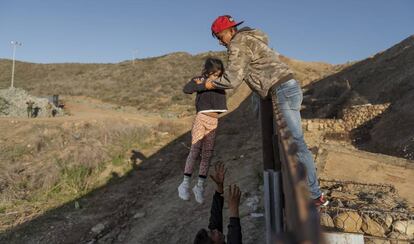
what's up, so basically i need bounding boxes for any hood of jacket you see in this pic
[234,27,269,46]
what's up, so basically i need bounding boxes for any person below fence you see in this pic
[193,162,242,244]
[178,58,228,204]
[195,15,328,207]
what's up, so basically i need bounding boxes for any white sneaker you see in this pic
[178,182,190,201]
[193,185,205,204]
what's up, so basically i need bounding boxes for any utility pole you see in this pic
[10,41,22,88]
[132,49,138,65]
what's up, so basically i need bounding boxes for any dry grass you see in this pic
[0,50,343,231]
[0,52,227,113]
[0,51,338,114]
[279,55,342,86]
[0,119,181,231]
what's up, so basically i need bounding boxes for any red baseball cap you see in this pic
[211,15,244,36]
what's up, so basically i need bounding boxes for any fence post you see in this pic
[267,89,323,244]
[260,98,281,170]
[264,170,283,244]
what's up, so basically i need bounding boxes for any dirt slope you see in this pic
[0,86,267,244]
[304,35,414,160]
[1,82,413,244]
[0,96,188,233]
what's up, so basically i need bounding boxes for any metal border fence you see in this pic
[263,90,324,244]
[264,91,413,243]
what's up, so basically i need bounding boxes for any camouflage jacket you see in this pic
[213,27,294,98]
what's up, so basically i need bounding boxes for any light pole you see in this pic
[10,41,22,88]
[132,49,138,65]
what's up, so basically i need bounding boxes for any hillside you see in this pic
[304,35,414,160]
[0,51,339,241]
[0,51,337,115]
[1,85,412,244]
[0,52,220,114]
[279,55,345,86]
[1,38,413,243]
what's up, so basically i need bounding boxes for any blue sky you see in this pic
[0,0,412,64]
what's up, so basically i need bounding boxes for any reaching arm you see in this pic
[227,184,242,244]
[183,77,208,94]
[208,163,227,232]
[208,191,224,232]
[228,218,242,244]
[213,41,252,90]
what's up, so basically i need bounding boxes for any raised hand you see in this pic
[228,184,241,218]
[210,162,227,193]
[194,77,204,84]
[205,80,215,90]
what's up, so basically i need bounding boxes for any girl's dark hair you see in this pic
[203,58,224,77]
[193,229,213,244]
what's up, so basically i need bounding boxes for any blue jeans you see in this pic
[273,79,321,199]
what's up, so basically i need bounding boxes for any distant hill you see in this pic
[0,52,225,113]
[0,51,337,113]
[279,55,344,86]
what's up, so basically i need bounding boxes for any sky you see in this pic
[0,0,413,64]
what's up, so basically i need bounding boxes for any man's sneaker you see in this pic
[313,194,329,207]
[192,185,205,204]
[178,182,190,201]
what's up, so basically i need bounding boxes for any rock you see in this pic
[74,201,80,209]
[245,195,260,212]
[307,121,318,131]
[73,133,81,140]
[343,199,358,208]
[388,232,410,244]
[133,212,146,219]
[384,215,393,229]
[330,191,358,200]
[333,211,362,232]
[0,88,61,118]
[317,148,324,155]
[91,223,105,234]
[392,220,414,239]
[333,123,344,131]
[361,214,385,237]
[364,237,390,244]
[250,213,264,218]
[331,199,344,208]
[320,213,334,228]
[376,214,393,230]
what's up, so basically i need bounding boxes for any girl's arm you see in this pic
[183,77,208,94]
